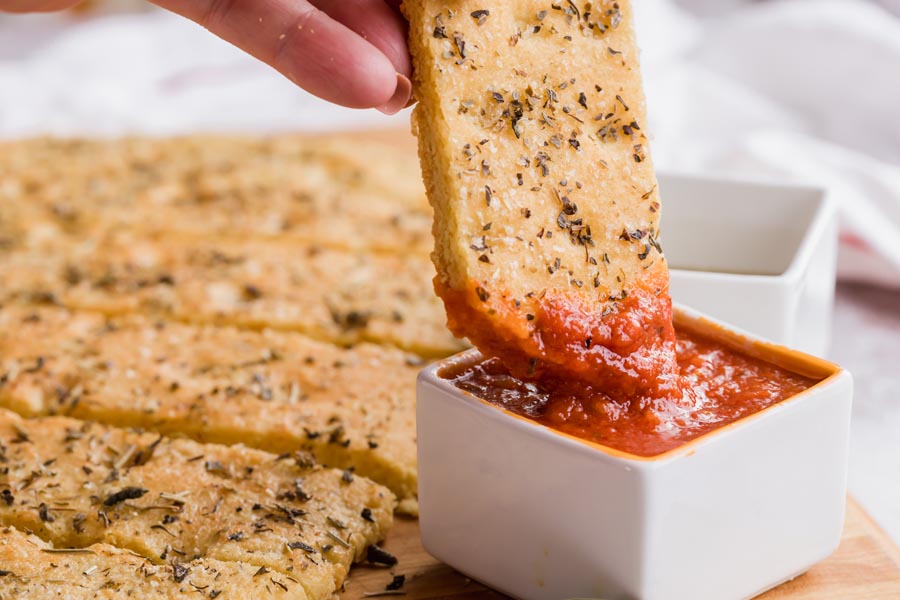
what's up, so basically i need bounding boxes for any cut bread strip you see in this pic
[405,0,678,395]
[0,409,394,600]
[0,135,431,253]
[0,526,307,600]
[0,305,419,512]
[0,229,463,358]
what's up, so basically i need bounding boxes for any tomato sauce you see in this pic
[442,328,820,457]
[436,273,680,401]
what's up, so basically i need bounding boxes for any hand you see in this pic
[1,0,412,114]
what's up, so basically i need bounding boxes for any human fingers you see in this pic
[310,0,410,78]
[153,0,405,111]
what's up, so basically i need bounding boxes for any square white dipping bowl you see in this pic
[660,174,838,356]
[417,306,852,600]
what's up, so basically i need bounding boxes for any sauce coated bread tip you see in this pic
[404,0,677,397]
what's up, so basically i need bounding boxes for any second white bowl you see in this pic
[661,174,838,356]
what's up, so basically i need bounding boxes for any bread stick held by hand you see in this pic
[404,0,678,398]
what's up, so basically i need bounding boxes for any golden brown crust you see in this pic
[0,305,419,508]
[0,135,431,253]
[0,409,394,600]
[0,228,462,358]
[0,526,308,599]
[404,0,674,387]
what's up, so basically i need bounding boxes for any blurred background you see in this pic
[1,0,898,541]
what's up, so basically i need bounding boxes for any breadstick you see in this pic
[405,0,678,396]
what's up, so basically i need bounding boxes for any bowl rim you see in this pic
[419,304,846,465]
[659,172,836,282]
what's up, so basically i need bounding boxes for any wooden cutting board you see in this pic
[342,498,900,599]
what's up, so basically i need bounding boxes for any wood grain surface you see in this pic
[341,498,899,599]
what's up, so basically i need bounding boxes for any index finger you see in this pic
[153,0,404,110]
[311,0,411,78]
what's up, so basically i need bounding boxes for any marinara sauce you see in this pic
[436,273,680,401]
[443,328,820,457]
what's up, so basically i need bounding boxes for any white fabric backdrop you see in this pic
[638,0,900,288]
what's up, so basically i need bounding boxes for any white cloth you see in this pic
[635,0,900,287]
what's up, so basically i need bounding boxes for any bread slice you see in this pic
[0,135,431,253]
[405,0,678,395]
[0,305,420,513]
[0,526,307,599]
[0,229,463,358]
[0,409,393,600]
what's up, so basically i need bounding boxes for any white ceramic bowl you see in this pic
[661,174,838,356]
[417,306,852,600]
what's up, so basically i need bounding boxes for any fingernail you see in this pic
[377,73,412,115]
